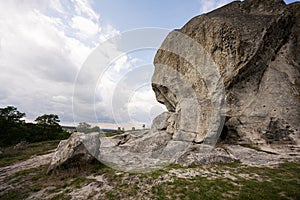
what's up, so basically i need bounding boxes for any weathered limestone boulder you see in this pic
[152,0,300,147]
[47,132,100,174]
[151,112,170,131]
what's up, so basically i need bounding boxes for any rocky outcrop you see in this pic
[47,132,100,174]
[152,0,300,147]
[97,129,236,172]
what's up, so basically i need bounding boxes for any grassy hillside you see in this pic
[0,140,60,167]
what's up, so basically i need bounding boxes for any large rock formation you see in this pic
[153,0,300,147]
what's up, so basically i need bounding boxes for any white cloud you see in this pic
[0,0,119,124]
[98,24,120,43]
[0,0,165,128]
[127,88,166,126]
[199,0,233,14]
[82,50,167,128]
[49,0,65,14]
[71,16,100,39]
[73,0,99,21]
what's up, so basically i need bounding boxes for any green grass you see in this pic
[148,162,300,200]
[1,140,299,200]
[49,193,72,200]
[102,131,125,137]
[1,161,107,199]
[0,140,60,167]
[70,177,95,188]
[2,161,300,199]
[99,161,300,200]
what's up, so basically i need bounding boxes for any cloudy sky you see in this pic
[0,0,296,129]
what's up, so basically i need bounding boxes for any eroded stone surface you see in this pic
[152,0,300,146]
[47,132,100,174]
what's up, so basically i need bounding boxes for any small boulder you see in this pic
[47,132,100,174]
[151,112,171,131]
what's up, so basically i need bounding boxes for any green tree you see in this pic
[0,106,25,123]
[0,107,69,147]
[35,114,60,126]
[35,114,63,140]
[0,106,26,146]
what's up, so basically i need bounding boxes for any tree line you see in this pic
[0,106,69,147]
